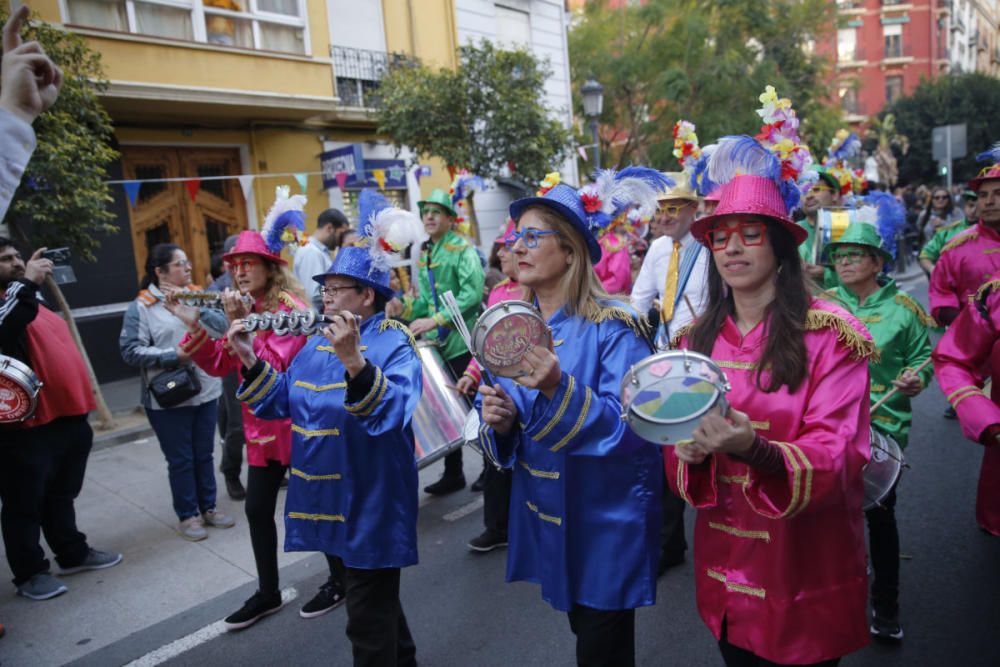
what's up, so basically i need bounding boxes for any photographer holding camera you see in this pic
[0,238,122,600]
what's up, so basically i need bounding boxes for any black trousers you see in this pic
[245,460,287,594]
[217,371,245,479]
[482,463,511,535]
[440,352,472,478]
[0,415,93,584]
[344,565,417,667]
[718,620,840,667]
[865,482,899,609]
[661,475,688,565]
[567,604,635,667]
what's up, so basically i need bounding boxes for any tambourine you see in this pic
[470,301,548,378]
[0,354,42,423]
[864,428,904,511]
[620,349,731,446]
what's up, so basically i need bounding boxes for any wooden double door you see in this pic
[121,147,249,287]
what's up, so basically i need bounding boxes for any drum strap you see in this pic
[424,244,451,341]
[660,243,703,343]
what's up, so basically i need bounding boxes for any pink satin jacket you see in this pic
[665,299,874,664]
[928,222,1000,321]
[181,290,307,467]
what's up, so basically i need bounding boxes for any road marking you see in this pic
[442,497,484,522]
[123,587,299,667]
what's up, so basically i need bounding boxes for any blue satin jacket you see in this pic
[477,302,663,612]
[237,312,422,569]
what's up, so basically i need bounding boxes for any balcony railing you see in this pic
[883,43,913,60]
[838,46,867,63]
[331,46,414,108]
[837,0,864,10]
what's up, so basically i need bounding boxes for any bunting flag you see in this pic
[372,169,386,191]
[123,181,141,206]
[237,175,255,200]
[388,166,405,181]
[334,171,348,190]
[184,179,201,201]
[294,172,309,193]
[578,146,589,162]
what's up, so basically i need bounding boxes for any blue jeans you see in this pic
[147,400,220,520]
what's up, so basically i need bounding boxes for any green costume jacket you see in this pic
[919,218,972,264]
[402,229,485,361]
[797,218,839,289]
[828,279,934,447]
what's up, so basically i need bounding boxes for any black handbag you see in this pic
[148,366,201,408]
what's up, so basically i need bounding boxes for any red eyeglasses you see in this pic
[708,222,767,251]
[225,257,263,273]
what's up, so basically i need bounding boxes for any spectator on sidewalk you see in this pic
[120,243,236,541]
[0,237,122,600]
[292,208,348,312]
[208,235,247,500]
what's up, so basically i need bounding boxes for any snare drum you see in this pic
[412,342,471,469]
[863,428,904,511]
[470,301,548,378]
[621,349,731,445]
[0,354,42,423]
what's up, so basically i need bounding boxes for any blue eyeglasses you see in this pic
[504,228,560,249]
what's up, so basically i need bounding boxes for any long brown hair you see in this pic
[260,262,307,311]
[517,205,617,318]
[688,219,810,393]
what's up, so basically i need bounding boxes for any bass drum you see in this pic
[413,341,470,469]
[0,354,42,423]
[863,428,904,511]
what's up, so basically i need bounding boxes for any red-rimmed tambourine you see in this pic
[0,354,42,423]
[469,300,549,378]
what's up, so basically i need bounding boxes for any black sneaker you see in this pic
[299,581,346,619]
[470,470,486,493]
[943,406,957,419]
[467,529,508,553]
[424,474,466,496]
[870,605,903,641]
[224,591,284,631]
[225,476,247,501]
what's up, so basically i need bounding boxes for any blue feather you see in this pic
[976,141,1000,163]
[708,135,781,186]
[865,191,905,259]
[264,210,305,253]
[358,188,390,238]
[830,132,860,162]
[616,166,673,191]
[778,181,801,216]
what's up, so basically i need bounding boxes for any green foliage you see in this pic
[886,73,1000,186]
[376,40,570,184]
[568,0,839,170]
[0,9,118,262]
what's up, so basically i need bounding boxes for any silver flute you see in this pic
[242,309,358,337]
[174,291,254,309]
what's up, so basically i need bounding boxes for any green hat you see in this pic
[961,189,978,201]
[824,223,892,263]
[417,189,458,217]
[809,165,841,191]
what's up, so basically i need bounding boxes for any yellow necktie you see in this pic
[661,240,682,323]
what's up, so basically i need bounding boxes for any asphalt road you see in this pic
[70,280,1000,667]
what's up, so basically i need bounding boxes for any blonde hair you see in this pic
[518,205,616,320]
[261,262,307,311]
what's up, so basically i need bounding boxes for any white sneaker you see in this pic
[203,509,236,529]
[179,516,208,541]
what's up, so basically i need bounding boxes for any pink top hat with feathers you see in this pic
[223,186,307,266]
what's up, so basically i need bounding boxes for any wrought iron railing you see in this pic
[331,46,414,108]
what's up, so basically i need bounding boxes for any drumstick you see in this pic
[683,294,696,317]
[870,358,933,413]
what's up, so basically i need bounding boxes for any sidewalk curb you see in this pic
[93,423,155,451]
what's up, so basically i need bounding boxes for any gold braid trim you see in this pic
[278,290,300,311]
[581,304,650,340]
[894,293,937,327]
[379,318,418,351]
[669,322,694,349]
[975,279,1000,305]
[940,230,979,254]
[805,309,880,362]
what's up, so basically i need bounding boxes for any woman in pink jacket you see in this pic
[664,136,875,666]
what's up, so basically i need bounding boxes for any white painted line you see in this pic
[442,497,484,522]
[123,587,299,667]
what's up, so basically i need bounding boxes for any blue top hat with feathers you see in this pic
[313,189,423,300]
[508,168,672,263]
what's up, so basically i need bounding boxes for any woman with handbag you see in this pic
[119,243,236,541]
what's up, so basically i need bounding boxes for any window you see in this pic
[885,75,904,104]
[65,0,308,55]
[884,24,903,59]
[496,4,531,48]
[838,28,858,62]
[839,86,860,115]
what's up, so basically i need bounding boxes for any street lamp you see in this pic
[581,78,604,170]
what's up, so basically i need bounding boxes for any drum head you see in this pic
[477,305,547,378]
[863,428,904,510]
[624,357,722,424]
[0,356,38,423]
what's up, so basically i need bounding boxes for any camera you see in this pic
[42,247,71,264]
[41,247,76,285]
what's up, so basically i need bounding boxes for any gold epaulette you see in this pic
[493,277,511,290]
[443,239,469,252]
[379,318,418,351]
[137,289,158,306]
[805,309,880,362]
[278,290,300,310]
[975,279,1000,306]
[669,322,694,349]
[894,292,936,327]
[583,304,650,340]
[941,220,964,231]
[940,230,979,254]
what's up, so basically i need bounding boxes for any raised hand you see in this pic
[1,6,63,124]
